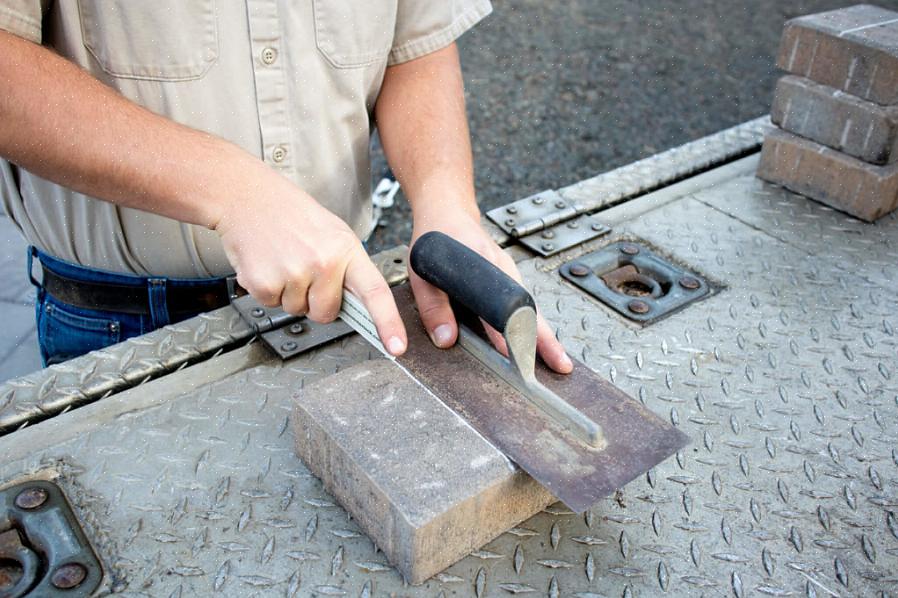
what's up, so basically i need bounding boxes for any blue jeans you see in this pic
[30,248,231,366]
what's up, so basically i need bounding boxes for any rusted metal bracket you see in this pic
[486,190,611,257]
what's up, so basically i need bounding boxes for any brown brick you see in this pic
[757,128,898,221]
[771,75,898,164]
[777,4,898,105]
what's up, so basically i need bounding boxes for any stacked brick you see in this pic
[757,4,898,222]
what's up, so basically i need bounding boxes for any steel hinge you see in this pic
[485,190,611,256]
[231,245,410,360]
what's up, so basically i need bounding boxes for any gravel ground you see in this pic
[368,0,898,251]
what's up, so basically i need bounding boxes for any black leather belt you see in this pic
[40,265,237,317]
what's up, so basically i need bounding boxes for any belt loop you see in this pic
[147,278,171,328]
[26,246,41,287]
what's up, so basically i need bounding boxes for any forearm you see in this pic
[0,30,261,229]
[374,42,479,225]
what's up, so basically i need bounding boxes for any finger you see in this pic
[306,271,344,323]
[535,315,573,374]
[344,250,407,356]
[409,271,457,349]
[237,269,284,308]
[280,276,311,316]
[481,320,508,357]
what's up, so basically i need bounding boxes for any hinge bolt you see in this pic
[251,307,265,318]
[569,263,590,277]
[620,243,640,256]
[591,222,605,232]
[627,299,650,315]
[541,230,555,239]
[51,563,87,589]
[678,276,701,290]
[567,221,580,229]
[554,200,567,209]
[532,196,545,205]
[541,242,555,252]
[506,206,518,214]
[504,218,516,227]
[287,323,306,335]
[281,341,298,353]
[14,487,48,510]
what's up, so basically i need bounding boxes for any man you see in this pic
[0,1,571,374]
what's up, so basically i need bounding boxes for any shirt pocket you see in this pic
[312,0,397,68]
[77,0,219,81]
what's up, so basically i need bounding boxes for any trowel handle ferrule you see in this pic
[409,232,536,333]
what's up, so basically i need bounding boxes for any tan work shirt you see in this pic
[0,0,491,277]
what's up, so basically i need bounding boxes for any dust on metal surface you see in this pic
[393,283,688,513]
[0,160,895,595]
[560,240,712,324]
[0,480,103,597]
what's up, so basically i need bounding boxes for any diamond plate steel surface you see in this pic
[1,162,897,596]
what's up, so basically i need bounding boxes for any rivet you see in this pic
[506,206,518,215]
[678,276,701,290]
[14,487,48,510]
[620,243,640,256]
[569,263,590,277]
[251,307,265,318]
[281,341,298,352]
[287,323,305,335]
[541,242,555,252]
[504,218,516,227]
[51,563,87,589]
[541,230,556,239]
[554,200,567,209]
[567,221,580,229]
[627,299,650,315]
[532,196,545,205]
[591,222,605,232]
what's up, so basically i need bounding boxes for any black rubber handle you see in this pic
[410,232,535,332]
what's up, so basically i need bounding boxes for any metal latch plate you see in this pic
[560,241,711,324]
[1,480,103,597]
[486,190,610,256]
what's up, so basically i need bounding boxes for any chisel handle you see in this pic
[410,232,535,333]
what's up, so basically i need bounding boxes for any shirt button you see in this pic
[272,146,288,163]
[261,47,278,65]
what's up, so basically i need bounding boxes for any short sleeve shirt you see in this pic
[0,0,492,277]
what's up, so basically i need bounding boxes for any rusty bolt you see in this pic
[250,307,265,318]
[532,196,545,205]
[14,487,48,510]
[287,323,305,335]
[627,299,650,315]
[281,341,298,353]
[51,563,87,589]
[541,230,556,239]
[568,263,590,277]
[678,276,701,290]
[541,242,555,253]
[506,206,518,215]
[620,243,640,256]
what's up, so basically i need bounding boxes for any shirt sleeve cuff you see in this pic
[388,0,492,66]
[0,6,42,44]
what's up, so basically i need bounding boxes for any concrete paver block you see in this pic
[757,127,898,221]
[771,75,898,164]
[291,359,554,584]
[777,4,898,105]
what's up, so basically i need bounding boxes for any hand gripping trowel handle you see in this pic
[410,232,605,448]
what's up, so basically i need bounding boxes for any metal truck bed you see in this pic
[1,119,896,597]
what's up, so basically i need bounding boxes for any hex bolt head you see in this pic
[541,242,555,252]
[569,263,591,277]
[532,196,545,205]
[620,243,640,256]
[51,563,87,589]
[287,323,306,335]
[251,307,265,318]
[541,230,556,239]
[281,341,298,353]
[678,276,701,290]
[627,299,650,315]
[14,487,48,510]
[506,206,518,214]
